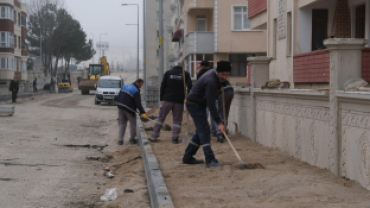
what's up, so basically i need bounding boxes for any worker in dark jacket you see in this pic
[196,60,211,80]
[9,76,19,102]
[211,82,234,143]
[117,79,147,145]
[183,61,231,168]
[33,78,38,93]
[148,65,192,144]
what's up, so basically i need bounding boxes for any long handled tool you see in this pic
[223,132,244,164]
[145,117,172,131]
[182,66,190,143]
[222,86,243,164]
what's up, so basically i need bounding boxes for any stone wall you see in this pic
[229,89,370,190]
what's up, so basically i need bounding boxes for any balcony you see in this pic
[293,50,330,83]
[183,0,213,14]
[183,32,214,58]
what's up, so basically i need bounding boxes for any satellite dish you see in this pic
[167,54,176,62]
[170,4,177,12]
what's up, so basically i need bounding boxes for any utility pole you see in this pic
[158,0,164,106]
[143,0,147,105]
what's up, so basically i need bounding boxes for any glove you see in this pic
[141,113,147,119]
[184,99,186,103]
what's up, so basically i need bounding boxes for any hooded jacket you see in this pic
[160,66,192,104]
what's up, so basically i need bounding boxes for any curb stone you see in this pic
[0,91,49,102]
[136,114,174,208]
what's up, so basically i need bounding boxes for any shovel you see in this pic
[145,117,172,131]
[182,66,190,143]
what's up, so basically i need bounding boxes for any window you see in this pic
[287,12,292,56]
[356,5,366,38]
[0,32,14,48]
[232,6,250,30]
[0,6,14,21]
[0,57,15,70]
[230,54,254,77]
[18,36,20,49]
[21,15,26,27]
[196,15,207,32]
[18,12,20,25]
[189,54,214,78]
[312,10,328,51]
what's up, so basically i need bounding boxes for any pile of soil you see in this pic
[145,107,370,208]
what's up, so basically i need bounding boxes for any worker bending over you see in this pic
[117,79,147,145]
[183,61,231,168]
[148,65,192,144]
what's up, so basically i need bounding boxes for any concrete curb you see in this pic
[0,91,49,102]
[136,114,174,208]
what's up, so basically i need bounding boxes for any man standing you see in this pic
[183,61,231,168]
[117,79,147,145]
[196,60,211,80]
[33,78,38,93]
[148,65,192,144]
[9,76,19,103]
[211,82,234,143]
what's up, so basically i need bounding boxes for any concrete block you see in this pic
[0,106,14,116]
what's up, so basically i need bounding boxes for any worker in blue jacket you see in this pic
[117,79,147,145]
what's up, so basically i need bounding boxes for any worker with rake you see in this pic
[183,61,231,168]
[148,65,192,144]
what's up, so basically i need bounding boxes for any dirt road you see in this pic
[0,92,149,208]
[145,107,370,208]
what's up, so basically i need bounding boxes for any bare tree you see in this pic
[26,0,64,76]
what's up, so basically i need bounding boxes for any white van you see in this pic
[95,76,124,105]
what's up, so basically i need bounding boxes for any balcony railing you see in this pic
[183,32,214,58]
[293,50,330,83]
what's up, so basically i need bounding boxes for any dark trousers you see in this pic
[12,92,17,102]
[152,101,184,139]
[183,103,215,163]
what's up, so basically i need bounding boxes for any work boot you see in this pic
[129,138,137,145]
[211,132,217,137]
[216,133,224,143]
[206,159,223,168]
[118,141,123,145]
[183,157,204,165]
[172,137,179,144]
[148,135,157,142]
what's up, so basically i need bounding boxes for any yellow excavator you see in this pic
[78,56,110,95]
[57,72,73,93]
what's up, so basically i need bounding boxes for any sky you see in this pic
[62,0,144,70]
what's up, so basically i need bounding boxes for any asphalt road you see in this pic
[0,87,149,208]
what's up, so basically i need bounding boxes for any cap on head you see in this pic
[216,61,231,72]
[200,60,210,67]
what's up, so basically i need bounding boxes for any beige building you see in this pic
[249,0,370,89]
[0,0,28,95]
[173,0,267,84]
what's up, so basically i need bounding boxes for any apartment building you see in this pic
[173,0,267,84]
[248,0,370,89]
[0,0,28,95]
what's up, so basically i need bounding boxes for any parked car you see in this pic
[95,76,123,105]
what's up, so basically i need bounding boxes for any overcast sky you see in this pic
[63,0,144,69]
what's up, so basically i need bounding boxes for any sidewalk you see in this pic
[145,107,370,208]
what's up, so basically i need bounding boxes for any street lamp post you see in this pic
[99,33,108,59]
[122,3,139,80]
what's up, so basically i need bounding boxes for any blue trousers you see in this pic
[183,103,215,163]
